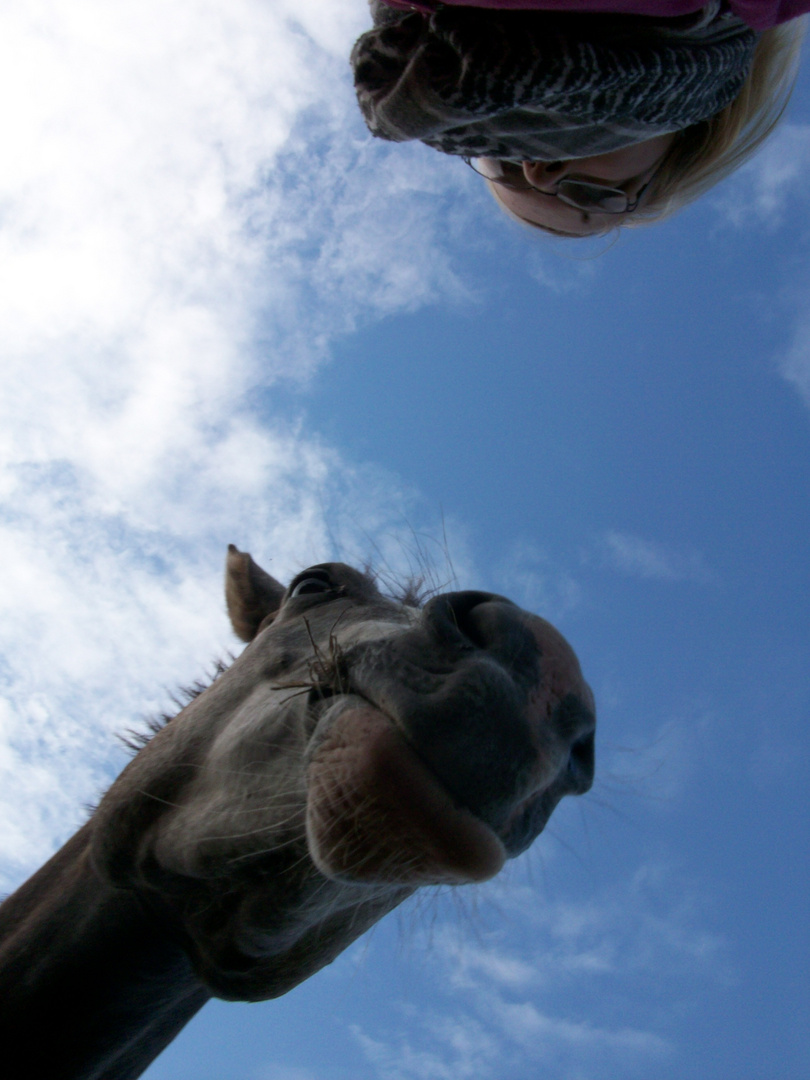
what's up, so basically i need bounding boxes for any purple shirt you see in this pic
[380,0,810,31]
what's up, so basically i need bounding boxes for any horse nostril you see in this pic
[424,592,505,649]
[567,733,595,792]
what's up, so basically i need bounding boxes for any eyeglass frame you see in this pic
[462,155,663,216]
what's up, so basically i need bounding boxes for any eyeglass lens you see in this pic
[556,181,629,213]
[465,159,630,214]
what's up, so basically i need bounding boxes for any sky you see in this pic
[0,2,808,1078]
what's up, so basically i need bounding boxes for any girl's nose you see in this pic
[521,160,568,190]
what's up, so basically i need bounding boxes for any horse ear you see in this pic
[225,544,286,642]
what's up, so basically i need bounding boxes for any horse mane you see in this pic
[120,569,435,757]
[119,657,233,755]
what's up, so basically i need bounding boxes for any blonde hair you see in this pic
[488,20,806,234]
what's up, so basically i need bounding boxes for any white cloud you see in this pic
[450,943,537,992]
[353,1018,498,1080]
[494,540,582,620]
[527,248,600,295]
[492,998,670,1057]
[483,859,729,985]
[351,857,730,1080]
[779,308,810,409]
[712,122,810,229]
[602,530,715,584]
[431,927,538,993]
[0,0,479,887]
[696,118,810,414]
[354,984,669,1080]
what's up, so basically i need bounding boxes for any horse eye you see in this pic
[290,571,334,598]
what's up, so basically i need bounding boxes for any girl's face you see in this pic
[483,133,676,236]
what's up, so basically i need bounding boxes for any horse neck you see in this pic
[0,821,210,1080]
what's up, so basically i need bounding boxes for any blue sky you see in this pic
[0,3,808,1079]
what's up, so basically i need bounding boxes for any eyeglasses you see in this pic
[463,157,659,216]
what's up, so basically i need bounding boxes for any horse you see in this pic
[0,544,595,1080]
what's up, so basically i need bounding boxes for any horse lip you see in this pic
[333,655,534,829]
[313,688,446,793]
[307,694,507,885]
[318,687,471,814]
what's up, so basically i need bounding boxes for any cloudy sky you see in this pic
[1,3,808,1078]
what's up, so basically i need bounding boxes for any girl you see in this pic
[351,1,805,234]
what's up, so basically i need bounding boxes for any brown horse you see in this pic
[0,544,595,1080]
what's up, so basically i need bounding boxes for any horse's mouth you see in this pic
[305,696,506,887]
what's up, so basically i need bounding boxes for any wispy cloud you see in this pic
[527,249,600,295]
[712,122,810,230]
[494,540,583,620]
[351,858,729,1080]
[779,307,810,410]
[471,858,728,987]
[492,998,670,1056]
[353,980,670,1080]
[353,1017,498,1080]
[602,531,716,584]
[705,120,810,414]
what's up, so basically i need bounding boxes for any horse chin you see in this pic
[305,702,506,887]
